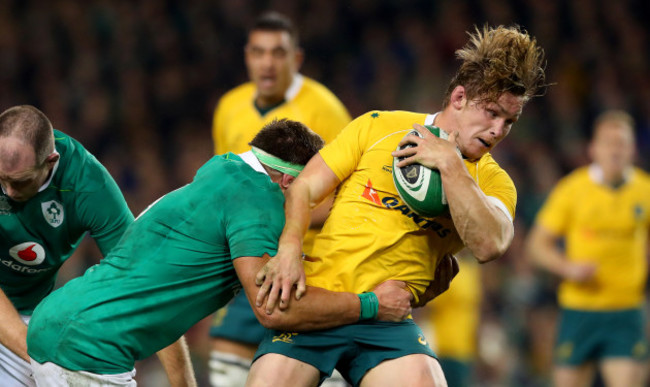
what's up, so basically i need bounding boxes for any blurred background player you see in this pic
[248,25,547,387]
[0,105,134,386]
[209,11,351,387]
[419,249,482,387]
[526,110,650,387]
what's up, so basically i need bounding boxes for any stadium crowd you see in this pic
[0,0,648,386]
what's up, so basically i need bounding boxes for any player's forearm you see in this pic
[253,286,360,331]
[156,336,197,387]
[278,178,314,254]
[525,226,569,278]
[0,289,29,362]
[440,160,513,262]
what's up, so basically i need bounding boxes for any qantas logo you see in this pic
[361,179,381,205]
[360,179,451,238]
[9,242,46,265]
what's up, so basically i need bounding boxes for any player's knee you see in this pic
[209,351,251,387]
[248,353,320,387]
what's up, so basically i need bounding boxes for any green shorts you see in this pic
[555,307,648,366]
[253,319,437,386]
[210,291,267,345]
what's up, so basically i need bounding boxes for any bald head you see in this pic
[0,136,37,175]
[0,106,58,202]
[0,105,54,166]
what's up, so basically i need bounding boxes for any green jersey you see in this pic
[27,152,285,374]
[0,130,133,314]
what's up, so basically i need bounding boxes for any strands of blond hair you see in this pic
[443,25,547,107]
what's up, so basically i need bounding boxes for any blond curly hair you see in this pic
[442,25,547,107]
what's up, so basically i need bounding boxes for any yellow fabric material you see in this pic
[427,256,481,359]
[536,166,650,309]
[306,111,516,302]
[212,76,351,155]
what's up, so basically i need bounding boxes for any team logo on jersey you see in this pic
[271,332,299,344]
[41,200,64,227]
[417,334,428,346]
[0,196,11,215]
[361,179,381,205]
[9,242,46,265]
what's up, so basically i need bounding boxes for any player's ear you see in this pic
[280,174,295,190]
[450,86,466,110]
[45,151,59,166]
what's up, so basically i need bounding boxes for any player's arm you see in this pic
[156,336,197,387]
[525,223,596,282]
[255,154,340,309]
[0,289,29,362]
[412,253,460,308]
[235,256,412,331]
[393,125,513,262]
[80,171,134,257]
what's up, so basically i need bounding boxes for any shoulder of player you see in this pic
[201,155,282,194]
[294,77,346,109]
[218,82,256,106]
[298,77,337,98]
[631,167,650,185]
[352,110,429,127]
[545,166,590,195]
[471,153,515,186]
[53,130,116,194]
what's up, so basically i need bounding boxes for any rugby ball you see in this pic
[392,125,448,218]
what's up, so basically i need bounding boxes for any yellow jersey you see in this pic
[212,74,351,254]
[306,110,516,301]
[536,165,650,310]
[212,74,351,154]
[426,254,481,360]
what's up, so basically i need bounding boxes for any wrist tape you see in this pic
[358,292,379,320]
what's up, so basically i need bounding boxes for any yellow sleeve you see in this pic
[477,159,517,220]
[319,112,374,181]
[535,177,574,234]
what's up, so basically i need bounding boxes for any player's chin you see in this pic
[462,146,488,161]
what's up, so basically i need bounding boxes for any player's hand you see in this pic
[372,280,413,321]
[563,262,597,283]
[391,124,460,169]
[412,253,460,308]
[255,247,306,314]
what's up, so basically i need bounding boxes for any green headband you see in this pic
[250,146,305,177]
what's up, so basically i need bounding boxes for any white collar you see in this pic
[424,112,439,126]
[588,163,632,185]
[238,150,268,176]
[39,154,60,192]
[284,73,304,101]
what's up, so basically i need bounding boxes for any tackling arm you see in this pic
[236,256,412,331]
[255,154,341,309]
[0,288,29,362]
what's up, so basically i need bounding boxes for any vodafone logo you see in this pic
[9,242,46,266]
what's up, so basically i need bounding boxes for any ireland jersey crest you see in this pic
[41,200,64,227]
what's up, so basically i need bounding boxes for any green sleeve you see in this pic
[76,170,134,256]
